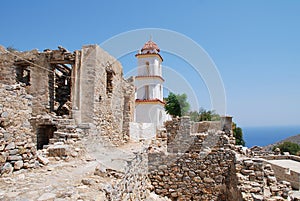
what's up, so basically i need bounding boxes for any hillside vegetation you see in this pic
[264,134,300,151]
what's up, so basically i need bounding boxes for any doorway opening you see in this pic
[36,125,57,150]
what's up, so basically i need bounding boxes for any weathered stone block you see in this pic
[14,160,23,170]
[47,145,69,157]
[37,155,49,165]
[5,142,15,150]
[0,153,7,163]
[1,162,13,175]
[7,155,22,161]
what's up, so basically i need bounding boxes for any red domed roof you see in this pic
[141,40,160,52]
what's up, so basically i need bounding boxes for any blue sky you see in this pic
[1,0,300,127]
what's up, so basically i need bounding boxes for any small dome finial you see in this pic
[140,38,160,53]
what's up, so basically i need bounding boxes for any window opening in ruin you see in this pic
[53,64,72,116]
[16,65,30,86]
[146,61,150,76]
[106,71,114,94]
[37,125,57,150]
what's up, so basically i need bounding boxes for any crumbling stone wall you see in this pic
[166,116,235,153]
[190,116,232,134]
[110,149,150,200]
[0,83,36,175]
[0,52,16,85]
[0,48,76,117]
[261,155,300,190]
[148,150,240,201]
[148,116,241,200]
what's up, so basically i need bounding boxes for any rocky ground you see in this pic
[0,135,169,201]
[0,156,107,201]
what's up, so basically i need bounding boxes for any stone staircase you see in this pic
[46,118,81,157]
[50,118,80,144]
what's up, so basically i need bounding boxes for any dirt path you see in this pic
[0,137,147,201]
[0,156,107,201]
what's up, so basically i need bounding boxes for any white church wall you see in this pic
[129,122,155,142]
[135,103,165,125]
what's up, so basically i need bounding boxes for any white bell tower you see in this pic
[135,39,166,128]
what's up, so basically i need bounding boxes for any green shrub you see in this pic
[272,141,300,155]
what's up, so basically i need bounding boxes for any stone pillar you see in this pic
[221,116,232,132]
[167,116,193,153]
[71,50,82,125]
[0,53,16,85]
[30,54,51,116]
[79,45,96,124]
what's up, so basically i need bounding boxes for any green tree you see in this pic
[272,141,300,155]
[164,93,190,117]
[176,93,190,116]
[232,122,245,146]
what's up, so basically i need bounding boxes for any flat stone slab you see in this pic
[267,159,300,173]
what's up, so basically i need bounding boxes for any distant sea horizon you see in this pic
[243,125,300,148]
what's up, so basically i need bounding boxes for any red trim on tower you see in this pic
[135,98,165,105]
[135,75,165,82]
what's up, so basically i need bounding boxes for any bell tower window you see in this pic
[145,61,150,76]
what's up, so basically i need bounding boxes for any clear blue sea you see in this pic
[243,125,300,148]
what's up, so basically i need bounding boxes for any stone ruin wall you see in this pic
[81,45,135,144]
[0,83,36,174]
[149,117,294,201]
[109,149,150,200]
[148,151,240,201]
[148,116,242,201]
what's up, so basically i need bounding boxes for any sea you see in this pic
[243,125,300,148]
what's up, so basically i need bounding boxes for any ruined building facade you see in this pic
[0,45,135,171]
